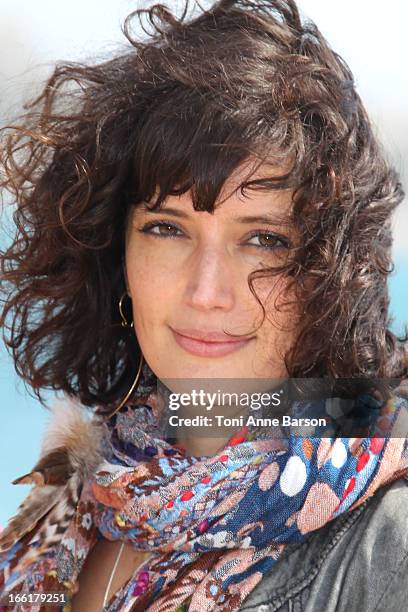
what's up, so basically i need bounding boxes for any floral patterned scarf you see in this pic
[0,365,407,611]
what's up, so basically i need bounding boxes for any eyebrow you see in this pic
[138,205,289,225]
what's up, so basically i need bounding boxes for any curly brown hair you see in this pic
[1,0,407,410]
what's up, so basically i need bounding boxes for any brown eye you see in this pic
[140,221,183,238]
[247,231,289,250]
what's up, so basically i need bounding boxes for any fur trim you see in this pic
[38,396,106,480]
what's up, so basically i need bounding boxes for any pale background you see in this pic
[0,0,407,525]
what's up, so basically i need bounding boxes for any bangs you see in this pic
[129,81,296,213]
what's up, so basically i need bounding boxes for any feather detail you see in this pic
[0,396,107,555]
[0,485,64,552]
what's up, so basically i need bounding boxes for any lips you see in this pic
[170,327,256,358]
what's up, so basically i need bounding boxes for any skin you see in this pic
[124,161,300,455]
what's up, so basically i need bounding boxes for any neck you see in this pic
[175,433,230,457]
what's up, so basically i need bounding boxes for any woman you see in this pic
[0,0,407,610]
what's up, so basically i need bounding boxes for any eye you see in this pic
[139,221,183,238]
[246,230,290,251]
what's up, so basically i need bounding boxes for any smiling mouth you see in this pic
[170,328,256,358]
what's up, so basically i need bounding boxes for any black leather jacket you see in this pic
[241,475,408,611]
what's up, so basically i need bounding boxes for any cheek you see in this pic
[125,243,175,330]
[254,276,299,349]
[251,273,298,319]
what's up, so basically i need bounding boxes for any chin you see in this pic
[160,358,262,386]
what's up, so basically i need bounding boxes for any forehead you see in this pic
[218,157,293,194]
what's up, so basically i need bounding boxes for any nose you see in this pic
[184,245,235,312]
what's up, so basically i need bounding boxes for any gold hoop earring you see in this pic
[105,352,145,420]
[119,292,134,328]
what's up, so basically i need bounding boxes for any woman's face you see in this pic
[124,163,299,383]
